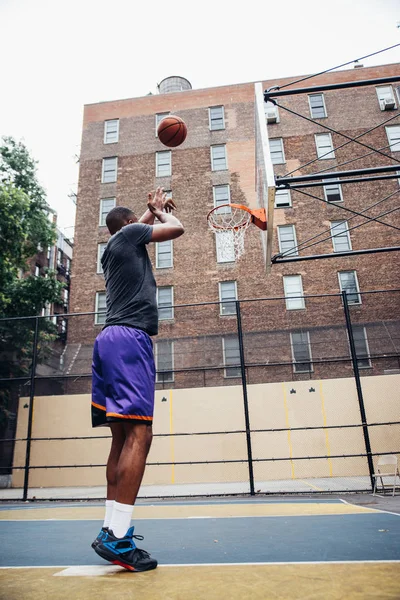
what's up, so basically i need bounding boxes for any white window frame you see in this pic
[211,145,228,171]
[213,184,231,208]
[386,125,400,152]
[283,275,305,310]
[104,119,119,144]
[323,180,343,203]
[216,231,235,263]
[155,340,174,383]
[102,157,118,183]
[330,221,352,253]
[275,188,292,208]
[97,243,107,274]
[315,133,335,159]
[95,291,107,325]
[99,198,116,226]
[308,94,327,119]
[269,138,285,164]
[156,239,173,269]
[156,151,172,177]
[290,331,313,373]
[222,336,241,378]
[35,265,40,277]
[278,225,298,257]
[338,271,361,305]
[351,325,372,369]
[219,281,238,316]
[155,112,170,136]
[157,286,174,321]
[209,106,225,130]
[376,86,397,110]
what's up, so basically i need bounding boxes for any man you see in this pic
[91,187,184,571]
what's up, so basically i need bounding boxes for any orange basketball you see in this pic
[157,115,187,147]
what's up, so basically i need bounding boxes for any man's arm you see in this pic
[139,195,176,225]
[147,187,184,242]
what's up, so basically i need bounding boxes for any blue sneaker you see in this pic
[94,526,157,572]
[91,527,109,550]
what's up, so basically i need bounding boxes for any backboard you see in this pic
[255,82,276,274]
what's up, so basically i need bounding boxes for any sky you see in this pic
[0,0,399,236]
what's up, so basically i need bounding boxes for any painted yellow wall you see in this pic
[12,375,400,488]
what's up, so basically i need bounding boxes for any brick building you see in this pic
[68,65,400,388]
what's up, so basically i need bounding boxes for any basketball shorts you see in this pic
[91,325,156,427]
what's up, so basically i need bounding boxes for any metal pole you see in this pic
[235,300,255,495]
[265,76,400,99]
[272,246,400,263]
[288,174,400,189]
[342,292,375,490]
[23,317,39,501]
[276,164,400,186]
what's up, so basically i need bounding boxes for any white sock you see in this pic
[103,499,114,528]
[109,501,134,538]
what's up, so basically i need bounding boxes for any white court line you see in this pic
[340,498,400,518]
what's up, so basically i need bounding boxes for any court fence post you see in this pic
[236,300,255,496]
[342,291,375,490]
[23,316,39,501]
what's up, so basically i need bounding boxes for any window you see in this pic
[219,281,237,315]
[216,231,235,263]
[376,86,396,110]
[283,275,305,310]
[97,243,107,273]
[330,221,351,252]
[102,157,118,183]
[156,240,173,268]
[278,225,298,256]
[104,119,119,144]
[308,94,327,118]
[156,151,171,177]
[323,180,343,203]
[63,288,69,304]
[223,336,241,378]
[211,145,227,171]
[95,292,107,325]
[290,331,313,373]
[213,184,231,213]
[157,286,174,320]
[269,138,285,164]
[66,258,71,275]
[275,188,292,208]
[386,126,400,152]
[100,198,116,226]
[57,249,62,266]
[155,112,170,135]
[209,106,225,130]
[338,271,361,305]
[315,133,335,159]
[35,265,40,277]
[156,340,174,383]
[352,326,372,368]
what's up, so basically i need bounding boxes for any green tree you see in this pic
[0,137,64,437]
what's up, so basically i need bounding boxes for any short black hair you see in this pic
[106,206,136,235]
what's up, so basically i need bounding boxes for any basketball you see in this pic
[157,115,187,147]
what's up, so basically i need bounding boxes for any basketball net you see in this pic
[207,205,253,261]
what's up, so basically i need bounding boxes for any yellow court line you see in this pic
[300,479,325,492]
[319,381,333,477]
[169,389,175,484]
[282,383,295,479]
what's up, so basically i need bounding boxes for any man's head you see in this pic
[106,207,137,235]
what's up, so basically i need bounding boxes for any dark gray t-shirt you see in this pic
[101,223,158,336]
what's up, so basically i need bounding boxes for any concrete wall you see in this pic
[12,374,400,488]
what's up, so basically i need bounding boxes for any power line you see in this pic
[277,188,400,258]
[282,111,400,178]
[275,101,400,165]
[272,43,400,92]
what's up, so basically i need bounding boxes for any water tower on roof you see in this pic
[158,76,192,94]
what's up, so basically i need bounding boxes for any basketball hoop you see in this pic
[207,204,267,261]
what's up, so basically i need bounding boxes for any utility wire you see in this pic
[274,43,400,91]
[306,142,400,177]
[275,101,400,166]
[277,188,400,258]
[281,111,400,178]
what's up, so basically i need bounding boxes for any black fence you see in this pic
[1,290,399,500]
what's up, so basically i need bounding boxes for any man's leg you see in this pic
[107,423,126,500]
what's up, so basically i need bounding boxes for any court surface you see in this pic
[1,496,399,600]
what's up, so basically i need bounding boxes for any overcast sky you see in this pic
[0,0,399,235]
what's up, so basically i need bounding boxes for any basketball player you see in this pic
[91,187,184,571]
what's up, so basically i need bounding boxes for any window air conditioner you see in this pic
[266,109,278,123]
[382,98,396,110]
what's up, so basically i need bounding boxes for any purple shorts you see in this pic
[91,326,155,427]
